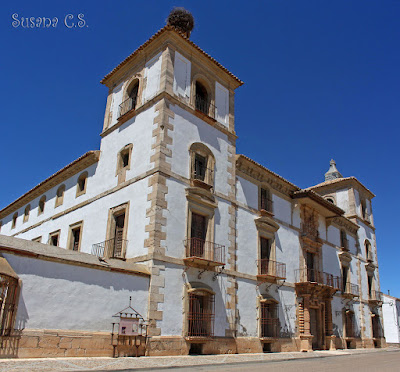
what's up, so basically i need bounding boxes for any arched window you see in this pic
[23,205,30,223]
[55,185,65,207]
[120,79,139,117]
[38,196,46,215]
[195,81,210,115]
[189,142,215,188]
[76,172,88,197]
[11,212,18,229]
[326,198,335,204]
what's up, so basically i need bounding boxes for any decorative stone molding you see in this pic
[254,215,280,234]
[326,216,359,236]
[185,187,217,209]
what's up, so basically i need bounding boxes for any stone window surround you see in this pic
[11,212,18,229]
[186,200,215,248]
[23,205,30,223]
[189,142,215,188]
[257,295,279,339]
[191,74,214,118]
[67,220,84,251]
[38,195,46,216]
[31,236,42,243]
[116,144,133,185]
[55,184,66,208]
[105,202,130,259]
[76,172,88,198]
[48,229,61,246]
[182,282,215,338]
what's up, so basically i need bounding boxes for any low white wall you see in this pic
[5,253,149,332]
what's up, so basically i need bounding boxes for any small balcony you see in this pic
[191,166,214,190]
[194,94,215,119]
[342,282,359,298]
[257,259,286,281]
[118,97,137,119]
[183,238,225,267]
[369,290,383,305]
[92,238,127,259]
[295,268,340,289]
[260,318,279,339]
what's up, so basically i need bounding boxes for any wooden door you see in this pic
[113,214,125,257]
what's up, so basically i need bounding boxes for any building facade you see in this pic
[0,22,386,357]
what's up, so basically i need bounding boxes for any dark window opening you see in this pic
[260,188,272,212]
[263,343,272,353]
[128,82,139,110]
[195,81,209,115]
[50,234,59,246]
[194,154,207,181]
[189,343,203,355]
[326,198,335,204]
[342,266,349,292]
[189,213,207,258]
[306,252,316,282]
[71,227,81,251]
[367,275,373,297]
[113,213,125,258]
[122,152,129,168]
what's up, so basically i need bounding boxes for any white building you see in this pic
[0,18,386,357]
[382,294,400,345]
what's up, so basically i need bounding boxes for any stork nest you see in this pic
[167,8,194,37]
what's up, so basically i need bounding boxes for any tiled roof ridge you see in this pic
[100,25,243,86]
[307,176,375,197]
[0,151,100,219]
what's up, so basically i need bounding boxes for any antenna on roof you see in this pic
[167,8,194,38]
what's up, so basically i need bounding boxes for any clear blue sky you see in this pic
[1,1,399,296]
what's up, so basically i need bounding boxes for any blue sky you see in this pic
[1,1,399,296]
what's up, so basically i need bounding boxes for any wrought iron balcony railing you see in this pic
[257,259,286,280]
[194,95,215,118]
[119,97,137,118]
[184,238,225,266]
[260,318,279,338]
[342,282,359,297]
[92,238,127,259]
[369,290,383,302]
[295,268,340,289]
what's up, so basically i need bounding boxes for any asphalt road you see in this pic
[143,348,400,372]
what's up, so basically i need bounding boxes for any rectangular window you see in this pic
[367,275,373,297]
[345,311,355,338]
[260,188,272,212]
[260,303,278,338]
[104,203,129,259]
[48,230,60,247]
[68,222,83,251]
[189,213,207,258]
[188,292,215,337]
[194,154,207,181]
[306,252,316,282]
[342,266,349,293]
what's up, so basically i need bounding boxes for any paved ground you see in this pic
[0,347,399,372]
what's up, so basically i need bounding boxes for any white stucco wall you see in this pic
[382,295,400,344]
[5,253,149,332]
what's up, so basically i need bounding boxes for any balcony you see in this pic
[191,166,214,190]
[118,97,136,119]
[342,282,359,298]
[260,318,279,339]
[369,290,383,305]
[92,238,127,259]
[194,95,215,120]
[295,268,340,289]
[183,238,225,267]
[257,259,286,281]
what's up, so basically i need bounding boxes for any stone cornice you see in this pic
[326,216,359,235]
[236,155,298,197]
[0,151,100,220]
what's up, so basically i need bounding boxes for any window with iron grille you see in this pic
[345,311,355,338]
[0,274,19,337]
[260,302,279,338]
[260,188,272,213]
[188,291,215,337]
[195,81,209,115]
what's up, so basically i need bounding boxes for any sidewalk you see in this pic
[0,347,398,372]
